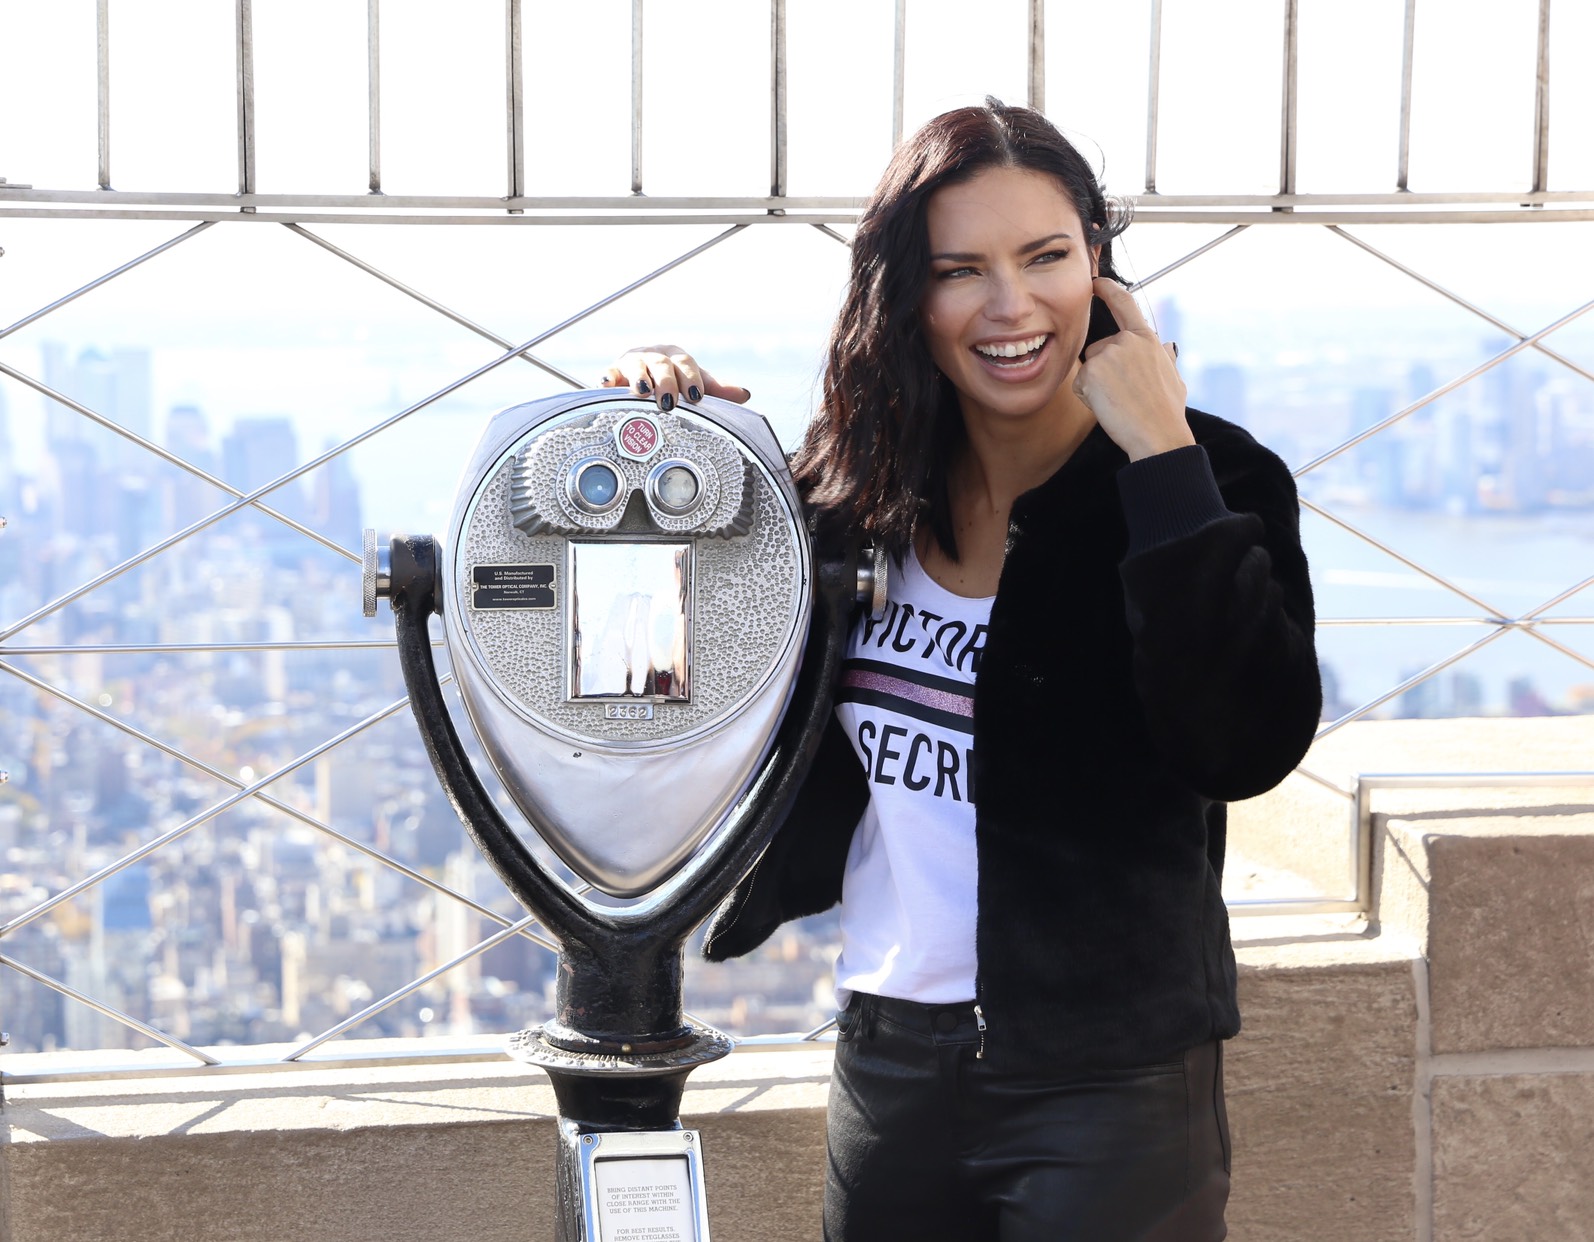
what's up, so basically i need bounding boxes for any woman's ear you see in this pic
[1090,246,1102,278]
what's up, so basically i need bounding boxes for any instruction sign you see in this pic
[593,1155,696,1241]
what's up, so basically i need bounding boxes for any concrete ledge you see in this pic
[0,1050,833,1242]
[2,1057,559,1242]
[4,945,1432,1242]
[1229,934,1419,1242]
[1229,716,1594,903]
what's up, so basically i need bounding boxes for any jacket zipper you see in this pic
[973,1002,988,1059]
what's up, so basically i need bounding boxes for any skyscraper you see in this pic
[38,345,156,544]
[307,440,363,551]
[41,344,153,472]
[220,416,310,554]
[163,404,222,531]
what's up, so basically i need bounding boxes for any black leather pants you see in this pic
[824,994,1230,1242]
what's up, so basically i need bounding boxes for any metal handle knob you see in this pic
[856,543,889,621]
[361,528,392,617]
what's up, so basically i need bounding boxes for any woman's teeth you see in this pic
[975,334,1048,364]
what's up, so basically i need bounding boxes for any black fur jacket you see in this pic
[703,411,1322,1074]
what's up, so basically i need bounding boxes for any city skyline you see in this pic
[6,302,1593,715]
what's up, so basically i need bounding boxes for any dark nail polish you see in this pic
[659,392,676,412]
[637,379,651,395]
[687,385,702,403]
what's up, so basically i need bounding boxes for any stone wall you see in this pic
[1381,804,1594,1241]
[1224,716,1594,1240]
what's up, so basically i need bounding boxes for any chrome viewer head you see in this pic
[432,391,811,900]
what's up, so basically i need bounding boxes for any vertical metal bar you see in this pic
[1027,0,1045,113]
[1396,0,1416,190]
[506,0,526,211]
[1531,0,1551,194]
[367,0,381,193]
[1279,0,1299,198]
[1145,0,1164,193]
[770,0,787,199]
[892,0,906,148]
[631,0,644,194]
[1355,780,1374,916]
[96,0,111,189]
[235,0,256,203]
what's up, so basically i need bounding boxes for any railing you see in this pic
[2,0,1592,1077]
[1,0,1585,225]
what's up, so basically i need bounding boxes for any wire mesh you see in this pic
[2,2,1592,1075]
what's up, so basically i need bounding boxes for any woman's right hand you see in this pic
[598,344,751,410]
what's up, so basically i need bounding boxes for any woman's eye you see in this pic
[936,266,977,280]
[1031,249,1069,266]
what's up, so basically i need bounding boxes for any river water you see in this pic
[1304,504,1593,716]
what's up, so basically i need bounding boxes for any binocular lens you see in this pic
[573,461,622,511]
[655,465,700,511]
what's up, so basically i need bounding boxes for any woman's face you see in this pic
[920,165,1100,429]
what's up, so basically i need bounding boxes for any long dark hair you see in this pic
[791,98,1130,562]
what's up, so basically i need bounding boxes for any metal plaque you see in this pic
[471,563,556,610]
[582,1130,710,1242]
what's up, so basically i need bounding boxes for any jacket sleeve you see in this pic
[1115,432,1321,801]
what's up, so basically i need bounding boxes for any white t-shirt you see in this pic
[832,546,993,1005]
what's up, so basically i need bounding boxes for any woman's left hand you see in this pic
[598,344,751,408]
[1072,278,1194,462]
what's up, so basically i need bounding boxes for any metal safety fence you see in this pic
[1,0,1592,1076]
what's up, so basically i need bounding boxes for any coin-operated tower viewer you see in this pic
[364,388,874,1242]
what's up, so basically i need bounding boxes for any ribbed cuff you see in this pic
[1116,444,1232,557]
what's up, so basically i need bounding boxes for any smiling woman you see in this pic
[788,103,1137,572]
[612,99,1322,1241]
[921,169,1102,428]
[920,170,1197,573]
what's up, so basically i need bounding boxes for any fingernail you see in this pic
[659,392,676,412]
[687,385,702,403]
[1171,342,1180,360]
[637,379,651,395]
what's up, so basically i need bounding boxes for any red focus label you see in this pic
[616,415,660,460]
